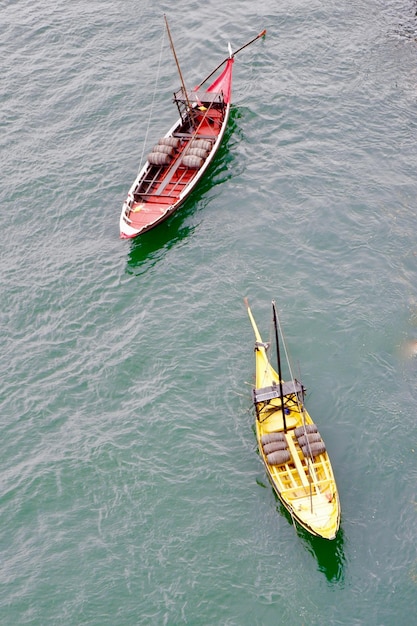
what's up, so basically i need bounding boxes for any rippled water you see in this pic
[2,1,417,624]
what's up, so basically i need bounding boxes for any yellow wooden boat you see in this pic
[245,299,340,540]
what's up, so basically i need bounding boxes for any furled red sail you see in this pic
[206,58,234,104]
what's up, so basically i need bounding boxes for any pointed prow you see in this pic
[244,298,263,345]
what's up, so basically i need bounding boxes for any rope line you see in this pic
[272,304,317,504]
[137,28,166,175]
[274,308,304,415]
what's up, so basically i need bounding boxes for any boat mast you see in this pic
[272,301,287,433]
[164,15,196,128]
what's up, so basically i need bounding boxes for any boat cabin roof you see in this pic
[173,88,225,106]
[253,380,304,403]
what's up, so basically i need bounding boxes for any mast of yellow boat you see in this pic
[272,300,287,433]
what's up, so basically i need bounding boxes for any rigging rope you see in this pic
[273,309,303,415]
[271,305,318,499]
[137,28,166,175]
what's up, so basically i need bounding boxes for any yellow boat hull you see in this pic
[247,301,340,540]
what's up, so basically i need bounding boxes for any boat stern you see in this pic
[119,214,140,239]
[293,493,340,540]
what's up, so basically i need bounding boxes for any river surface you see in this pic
[2,1,417,624]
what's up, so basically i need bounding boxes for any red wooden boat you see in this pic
[119,23,265,240]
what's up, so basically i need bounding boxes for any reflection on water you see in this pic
[125,214,194,277]
[391,3,417,41]
[397,299,417,360]
[299,523,346,585]
[276,500,346,585]
[400,339,417,359]
[125,109,240,276]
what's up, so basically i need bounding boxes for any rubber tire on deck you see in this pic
[266,450,291,466]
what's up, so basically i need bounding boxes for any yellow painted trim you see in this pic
[285,434,310,489]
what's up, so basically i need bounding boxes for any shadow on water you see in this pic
[253,423,346,584]
[276,499,346,585]
[391,4,417,41]
[125,108,241,277]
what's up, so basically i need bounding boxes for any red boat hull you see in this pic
[119,60,233,239]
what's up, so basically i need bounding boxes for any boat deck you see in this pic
[125,108,225,233]
[260,422,339,537]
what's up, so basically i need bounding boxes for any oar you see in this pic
[232,28,267,58]
[195,28,266,90]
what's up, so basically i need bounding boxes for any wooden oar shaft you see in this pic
[232,29,266,58]
[196,28,266,90]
